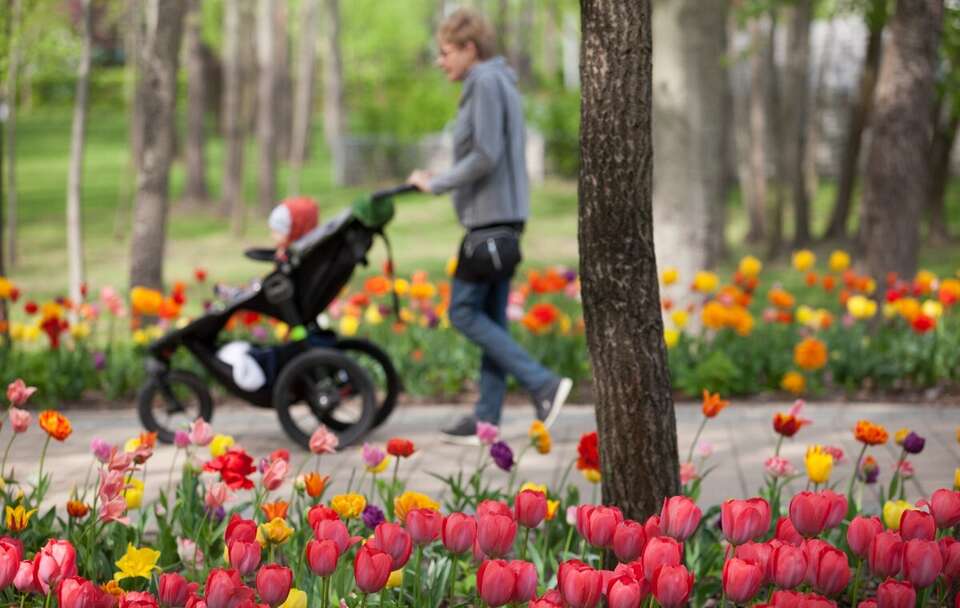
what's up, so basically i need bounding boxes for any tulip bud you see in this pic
[227,541,261,576]
[722,558,763,604]
[927,489,960,529]
[576,505,624,549]
[515,490,547,529]
[821,490,848,530]
[660,496,702,542]
[607,574,645,608]
[650,564,693,608]
[789,492,830,537]
[868,531,904,578]
[442,513,477,555]
[405,508,442,546]
[612,520,646,563]
[305,539,339,577]
[770,542,807,589]
[899,510,936,542]
[811,545,850,596]
[721,498,771,545]
[158,572,196,607]
[508,560,537,603]
[774,516,804,546]
[477,514,517,558]
[733,542,772,584]
[313,519,351,555]
[255,564,293,607]
[847,516,883,559]
[641,536,683,581]
[876,578,916,608]
[902,539,943,589]
[477,560,516,607]
[353,545,392,594]
[371,523,413,571]
[940,537,960,580]
[558,560,603,608]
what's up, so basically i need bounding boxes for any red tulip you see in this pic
[225,515,258,545]
[477,560,516,607]
[529,590,564,608]
[612,520,647,563]
[515,490,548,529]
[558,560,603,608]
[255,564,292,607]
[858,600,878,608]
[821,490,848,530]
[650,564,693,608]
[313,518,352,554]
[442,513,477,554]
[642,536,683,581]
[940,537,960,580]
[775,516,804,546]
[372,523,413,570]
[508,560,537,603]
[723,558,763,604]
[0,543,19,590]
[14,560,37,594]
[899,510,935,542]
[644,515,662,539]
[576,505,624,548]
[478,499,513,519]
[477,513,517,558]
[876,578,915,608]
[307,504,340,528]
[33,539,78,594]
[789,492,830,537]
[721,498,771,545]
[847,516,883,559]
[769,590,804,607]
[868,531,904,578]
[770,542,807,589]
[734,542,773,584]
[607,573,645,608]
[0,537,24,563]
[660,496,702,541]
[158,572,197,607]
[120,591,159,608]
[57,576,106,608]
[406,508,442,545]
[305,539,339,577]
[902,539,943,588]
[204,569,249,608]
[811,545,850,596]
[926,489,960,529]
[353,544,392,594]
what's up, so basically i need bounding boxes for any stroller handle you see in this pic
[371,184,419,200]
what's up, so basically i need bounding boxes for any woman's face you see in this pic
[437,40,478,82]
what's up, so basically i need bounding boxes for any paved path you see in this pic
[8,401,959,514]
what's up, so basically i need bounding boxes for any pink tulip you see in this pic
[174,431,191,449]
[811,545,850,596]
[478,499,513,519]
[576,505,624,548]
[529,590,565,608]
[120,590,160,607]
[6,379,37,407]
[225,515,258,546]
[789,492,830,537]
[612,520,646,563]
[515,490,547,529]
[734,542,772,583]
[33,539,77,594]
[660,496,702,541]
[775,516,804,546]
[309,425,339,454]
[57,576,108,608]
[98,496,128,524]
[227,541,261,576]
[90,438,112,463]
[876,578,915,608]
[868,531,904,578]
[362,444,386,469]
[189,419,214,447]
[902,539,943,589]
[858,600,878,608]
[722,558,763,604]
[940,537,960,581]
[641,536,683,581]
[406,508,442,545]
[803,539,830,586]
[158,572,197,607]
[305,539,340,577]
[477,560,516,607]
[313,519,352,555]
[255,564,292,607]
[769,542,807,589]
[0,544,16,590]
[372,523,413,570]
[13,560,36,594]
[9,408,30,433]
[644,514,662,539]
[926,489,960,529]
[205,482,230,511]
[821,490,848,530]
[899,510,935,542]
[106,447,134,471]
[607,573,645,608]
[204,569,248,608]
[847,516,883,559]
[261,458,288,491]
[441,513,477,554]
[721,498,771,545]
[508,560,538,603]
[477,513,517,558]
[476,422,499,445]
[558,560,603,608]
[650,564,693,608]
[353,545,392,594]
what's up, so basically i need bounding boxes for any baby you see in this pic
[268,196,320,256]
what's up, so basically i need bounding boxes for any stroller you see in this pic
[137,185,416,449]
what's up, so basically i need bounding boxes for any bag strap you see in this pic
[378,229,401,320]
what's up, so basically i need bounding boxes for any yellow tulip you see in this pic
[922,299,943,319]
[70,322,91,339]
[393,279,410,296]
[692,271,719,294]
[124,477,144,510]
[386,570,404,589]
[828,250,850,273]
[805,445,833,484]
[670,310,689,329]
[124,437,141,453]
[792,250,816,272]
[5,505,37,532]
[520,482,548,497]
[278,589,307,608]
[894,428,910,446]
[394,491,440,523]
[796,305,816,326]
[546,499,560,520]
[274,323,290,340]
[210,434,235,458]
[339,315,360,337]
[664,329,679,349]
[738,255,763,278]
[661,267,679,286]
[114,544,161,582]
[528,421,552,455]
[331,494,366,519]
[364,306,383,325]
[847,295,877,319]
[259,517,294,545]
[883,500,914,530]
[582,468,602,484]
[132,330,149,346]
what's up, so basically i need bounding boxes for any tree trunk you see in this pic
[222,0,246,232]
[825,0,886,241]
[927,100,959,244]
[783,0,813,246]
[322,0,346,186]
[860,0,943,284]
[287,0,319,195]
[579,0,679,520]
[183,0,209,204]
[274,0,293,162]
[129,0,187,290]
[542,0,560,87]
[115,0,143,240]
[652,0,729,277]
[514,0,534,86]
[766,8,786,258]
[256,0,278,214]
[805,21,834,208]
[745,16,768,243]
[4,0,22,268]
[496,0,510,58]
[67,0,93,316]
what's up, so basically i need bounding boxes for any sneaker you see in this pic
[535,377,573,429]
[441,415,481,445]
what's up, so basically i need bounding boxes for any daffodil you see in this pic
[114,544,161,582]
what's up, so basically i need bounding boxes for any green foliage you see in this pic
[528,88,580,177]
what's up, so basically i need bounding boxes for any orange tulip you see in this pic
[701,390,729,418]
[39,410,72,441]
[67,500,90,518]
[794,338,827,372]
[303,473,329,499]
[854,420,889,446]
[261,501,289,521]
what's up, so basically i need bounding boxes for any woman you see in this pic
[408,8,571,443]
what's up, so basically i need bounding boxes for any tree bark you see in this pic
[183,0,209,204]
[745,16,768,243]
[579,0,679,520]
[861,0,943,284]
[322,0,346,186]
[287,0,319,195]
[805,20,834,207]
[927,100,959,244]
[115,0,143,240]
[257,0,278,214]
[128,0,187,290]
[783,0,813,246]
[496,0,510,58]
[766,8,786,258]
[274,0,293,162]
[542,0,560,87]
[514,0,534,86]
[4,0,22,268]
[222,0,246,233]
[824,0,886,241]
[67,0,93,317]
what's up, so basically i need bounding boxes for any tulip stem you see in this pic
[166,447,179,497]
[849,558,863,607]
[846,444,868,505]
[1,433,17,481]
[719,589,727,608]
[414,545,424,607]
[520,528,531,562]
[361,593,368,608]
[37,434,51,486]
[686,418,708,464]
[449,554,458,602]
[918,586,931,608]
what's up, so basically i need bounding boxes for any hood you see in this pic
[461,56,517,104]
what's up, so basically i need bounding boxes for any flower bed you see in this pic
[0,378,959,606]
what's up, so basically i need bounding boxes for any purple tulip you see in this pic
[490,441,514,472]
[903,432,925,455]
[363,505,386,530]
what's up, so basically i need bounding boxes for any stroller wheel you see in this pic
[137,369,213,444]
[334,338,401,430]
[273,348,377,449]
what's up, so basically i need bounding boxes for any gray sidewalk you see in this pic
[8,401,959,513]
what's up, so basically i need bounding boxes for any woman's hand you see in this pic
[407,170,433,193]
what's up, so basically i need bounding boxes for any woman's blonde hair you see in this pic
[437,8,497,60]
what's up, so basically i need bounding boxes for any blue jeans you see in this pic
[449,278,556,424]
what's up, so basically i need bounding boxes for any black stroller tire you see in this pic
[273,348,377,449]
[334,338,400,430]
[137,370,214,444]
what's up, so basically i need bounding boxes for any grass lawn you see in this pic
[7,108,960,303]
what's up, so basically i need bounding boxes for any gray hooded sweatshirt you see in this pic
[428,57,529,229]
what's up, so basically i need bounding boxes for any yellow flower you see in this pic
[70,322,91,339]
[915,270,937,293]
[670,310,688,329]
[692,271,719,294]
[661,267,679,286]
[781,371,806,395]
[5,505,37,532]
[921,299,943,319]
[894,428,910,446]
[828,250,851,273]
[847,295,877,319]
[386,569,404,589]
[520,482,548,497]
[9,323,23,341]
[954,467,959,490]
[132,330,149,346]
[796,305,816,326]
[445,257,458,277]
[394,491,440,523]
[805,445,833,484]
[883,500,915,530]
[124,477,144,510]
[792,249,816,272]
[399,308,415,323]
[275,323,289,341]
[364,306,383,325]
[738,255,763,278]
[259,517,294,545]
[339,315,360,337]
[582,468,602,484]
[0,277,15,299]
[210,434,235,457]
[278,589,307,608]
[882,302,898,319]
[114,544,161,582]
[664,328,679,349]
[40,301,64,320]
[956,426,960,445]
[896,298,921,322]
[124,437,142,453]
[331,493,366,519]
[528,421,552,454]
[546,499,560,521]
[367,455,390,474]
[393,279,410,296]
